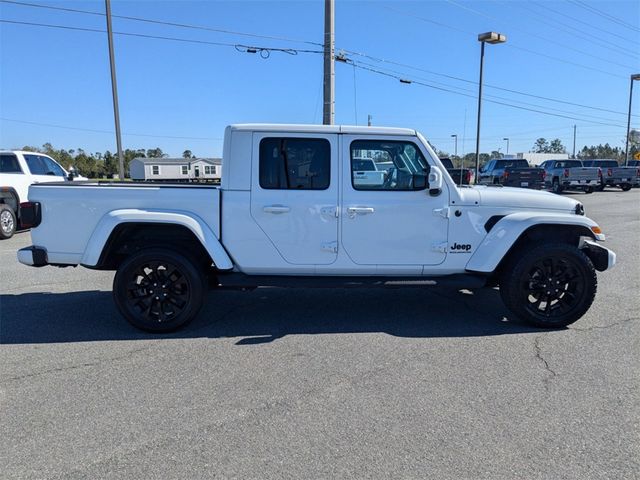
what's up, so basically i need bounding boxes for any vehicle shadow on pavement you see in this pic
[0,287,542,345]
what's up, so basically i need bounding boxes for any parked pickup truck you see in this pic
[538,159,600,194]
[501,165,545,190]
[581,159,639,191]
[477,159,534,185]
[351,157,387,187]
[439,158,474,185]
[18,124,615,332]
[0,150,85,239]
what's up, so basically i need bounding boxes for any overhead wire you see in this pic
[0,0,324,46]
[0,117,223,140]
[444,0,637,70]
[0,19,324,55]
[568,0,640,33]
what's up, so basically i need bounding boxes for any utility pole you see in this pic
[105,0,125,180]
[624,74,640,165]
[367,114,372,126]
[572,124,576,159]
[322,0,335,125]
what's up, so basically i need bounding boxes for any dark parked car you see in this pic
[501,166,545,189]
[439,158,474,185]
[477,159,540,186]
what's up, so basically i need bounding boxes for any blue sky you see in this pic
[1,0,639,158]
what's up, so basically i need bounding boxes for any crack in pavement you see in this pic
[569,317,638,332]
[0,344,155,384]
[534,335,557,390]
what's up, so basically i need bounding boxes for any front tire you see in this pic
[500,243,597,328]
[0,204,16,239]
[113,248,206,332]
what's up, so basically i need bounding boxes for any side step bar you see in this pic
[215,273,487,289]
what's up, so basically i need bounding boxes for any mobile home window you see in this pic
[259,137,330,190]
[204,166,211,174]
[181,165,188,175]
[152,165,160,175]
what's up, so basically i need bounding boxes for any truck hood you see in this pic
[458,185,580,213]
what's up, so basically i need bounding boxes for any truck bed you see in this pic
[27,182,221,266]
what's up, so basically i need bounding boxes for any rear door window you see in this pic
[259,137,330,190]
[0,154,22,173]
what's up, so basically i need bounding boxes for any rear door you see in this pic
[250,133,339,265]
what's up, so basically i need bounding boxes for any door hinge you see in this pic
[321,241,338,253]
[433,207,450,219]
[431,242,448,253]
[321,206,339,218]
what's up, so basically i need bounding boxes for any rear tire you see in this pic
[621,183,632,191]
[0,204,16,239]
[500,243,597,328]
[584,186,594,194]
[551,179,563,194]
[113,248,206,332]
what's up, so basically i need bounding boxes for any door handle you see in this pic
[347,206,375,218]
[263,205,290,214]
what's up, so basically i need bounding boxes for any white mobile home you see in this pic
[129,158,221,182]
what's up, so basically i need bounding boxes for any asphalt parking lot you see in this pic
[1,189,638,479]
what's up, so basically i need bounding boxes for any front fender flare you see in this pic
[80,209,233,270]
[465,212,600,273]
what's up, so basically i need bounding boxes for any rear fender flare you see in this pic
[465,212,600,273]
[81,209,233,269]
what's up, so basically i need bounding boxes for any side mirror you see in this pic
[412,173,428,190]
[428,166,443,196]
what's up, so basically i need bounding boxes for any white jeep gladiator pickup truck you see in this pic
[17,124,616,332]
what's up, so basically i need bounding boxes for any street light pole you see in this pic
[474,32,506,181]
[451,134,458,157]
[105,0,125,180]
[503,137,509,155]
[624,74,640,165]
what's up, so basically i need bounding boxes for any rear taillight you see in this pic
[19,202,41,229]
[607,168,613,177]
[563,169,570,178]
[465,170,472,183]
[541,170,546,180]
[636,167,640,176]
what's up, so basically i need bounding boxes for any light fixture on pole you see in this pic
[451,134,458,157]
[474,31,506,180]
[624,73,640,165]
[503,137,509,155]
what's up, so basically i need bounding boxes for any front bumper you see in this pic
[581,240,616,272]
[17,246,48,267]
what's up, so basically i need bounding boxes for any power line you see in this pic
[444,0,637,70]
[507,1,638,57]
[381,5,628,79]
[340,49,639,118]
[568,0,640,33]
[347,61,627,128]
[0,117,223,141]
[531,1,639,45]
[0,0,324,46]
[351,58,625,124]
[0,19,324,54]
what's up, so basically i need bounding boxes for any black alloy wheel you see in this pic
[113,248,206,332]
[500,243,596,328]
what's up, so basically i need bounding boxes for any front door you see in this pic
[250,132,339,265]
[341,136,448,266]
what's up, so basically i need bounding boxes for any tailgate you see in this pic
[569,168,598,181]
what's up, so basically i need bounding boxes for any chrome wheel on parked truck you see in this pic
[113,248,206,332]
[0,204,16,239]
[500,243,597,328]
